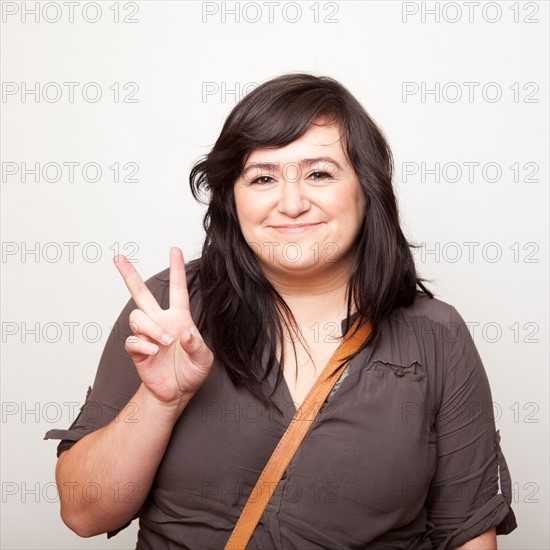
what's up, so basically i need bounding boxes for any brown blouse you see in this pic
[44,260,517,549]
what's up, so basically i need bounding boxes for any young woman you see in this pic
[46,73,517,549]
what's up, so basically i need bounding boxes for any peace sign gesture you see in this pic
[113,248,214,408]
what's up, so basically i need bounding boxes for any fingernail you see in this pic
[150,344,159,355]
[161,333,173,345]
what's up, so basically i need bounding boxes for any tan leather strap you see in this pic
[224,317,372,550]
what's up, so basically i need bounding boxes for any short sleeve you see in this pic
[426,305,518,549]
[43,267,171,537]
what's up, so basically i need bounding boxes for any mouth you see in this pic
[269,222,322,234]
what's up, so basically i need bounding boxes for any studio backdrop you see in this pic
[1,1,548,549]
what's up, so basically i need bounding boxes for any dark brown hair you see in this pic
[188,73,432,412]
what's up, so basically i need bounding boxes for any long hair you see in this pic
[188,73,433,412]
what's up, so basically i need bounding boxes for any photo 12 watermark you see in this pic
[400,161,540,184]
[411,241,540,264]
[2,400,141,424]
[401,400,541,425]
[2,162,139,184]
[201,479,340,505]
[1,480,141,504]
[401,2,540,24]
[401,81,539,103]
[1,2,140,24]
[201,399,340,425]
[201,1,340,24]
[2,241,140,263]
[2,81,139,103]
[402,479,540,504]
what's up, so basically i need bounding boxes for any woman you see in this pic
[45,73,517,549]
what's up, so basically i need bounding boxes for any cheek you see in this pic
[354,197,366,221]
[234,193,264,237]
[330,185,364,218]
[236,191,271,222]
[334,188,365,236]
[348,185,366,218]
[234,190,251,220]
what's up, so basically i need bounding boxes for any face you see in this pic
[233,118,366,281]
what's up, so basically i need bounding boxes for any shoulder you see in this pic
[390,292,464,328]
[142,257,202,309]
[146,257,201,284]
[384,292,472,355]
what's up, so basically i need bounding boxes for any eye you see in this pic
[308,171,334,182]
[250,175,276,185]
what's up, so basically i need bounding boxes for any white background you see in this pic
[1,1,548,548]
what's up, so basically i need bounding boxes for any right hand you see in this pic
[113,247,214,408]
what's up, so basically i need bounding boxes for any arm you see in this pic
[56,383,192,537]
[55,248,214,537]
[426,305,516,548]
[452,527,496,550]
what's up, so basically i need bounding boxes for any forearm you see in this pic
[56,383,192,537]
[452,527,497,549]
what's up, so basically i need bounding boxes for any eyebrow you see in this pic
[243,156,344,173]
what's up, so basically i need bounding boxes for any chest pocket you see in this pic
[369,359,425,381]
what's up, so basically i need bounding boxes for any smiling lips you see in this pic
[270,222,322,234]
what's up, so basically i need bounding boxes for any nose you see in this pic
[277,179,311,217]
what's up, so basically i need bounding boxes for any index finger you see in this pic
[169,247,189,311]
[113,255,162,315]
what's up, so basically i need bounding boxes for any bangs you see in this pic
[222,81,347,170]
[241,97,342,146]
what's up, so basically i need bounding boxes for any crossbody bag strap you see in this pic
[224,317,373,550]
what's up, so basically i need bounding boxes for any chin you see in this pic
[272,260,324,273]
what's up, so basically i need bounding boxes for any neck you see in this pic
[264,255,355,322]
